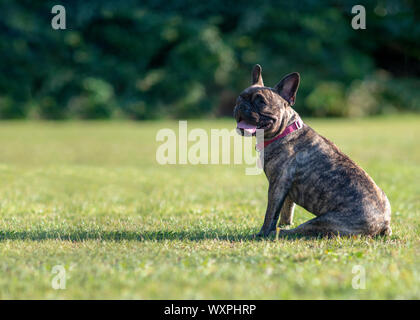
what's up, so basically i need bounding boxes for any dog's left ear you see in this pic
[274,72,300,106]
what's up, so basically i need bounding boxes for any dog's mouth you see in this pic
[237,120,257,135]
[236,119,273,136]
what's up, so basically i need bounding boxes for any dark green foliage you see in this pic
[0,0,418,119]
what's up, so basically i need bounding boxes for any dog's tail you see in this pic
[379,225,392,236]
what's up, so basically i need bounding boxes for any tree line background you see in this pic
[0,0,419,120]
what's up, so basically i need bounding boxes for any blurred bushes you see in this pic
[306,82,347,117]
[0,0,418,119]
[306,71,420,117]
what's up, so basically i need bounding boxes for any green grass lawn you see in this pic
[0,115,419,299]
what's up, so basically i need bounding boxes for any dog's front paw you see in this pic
[254,231,264,238]
[255,228,276,238]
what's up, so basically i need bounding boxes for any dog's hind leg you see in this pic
[277,211,368,237]
[279,195,295,226]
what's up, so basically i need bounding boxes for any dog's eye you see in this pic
[254,96,266,107]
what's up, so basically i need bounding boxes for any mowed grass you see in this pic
[0,115,419,299]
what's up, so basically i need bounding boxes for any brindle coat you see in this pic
[234,65,392,237]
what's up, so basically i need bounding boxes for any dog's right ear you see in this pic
[251,64,264,86]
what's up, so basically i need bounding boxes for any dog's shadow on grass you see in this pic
[0,229,306,242]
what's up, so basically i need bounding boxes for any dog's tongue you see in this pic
[237,120,257,134]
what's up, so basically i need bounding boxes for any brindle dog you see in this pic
[234,65,392,237]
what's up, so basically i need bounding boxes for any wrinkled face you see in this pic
[234,87,286,139]
[234,65,300,139]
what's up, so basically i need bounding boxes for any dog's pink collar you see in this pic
[256,119,304,152]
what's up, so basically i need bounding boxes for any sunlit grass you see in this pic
[0,115,419,299]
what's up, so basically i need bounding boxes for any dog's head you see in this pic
[234,65,300,139]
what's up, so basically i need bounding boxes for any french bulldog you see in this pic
[234,65,392,237]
